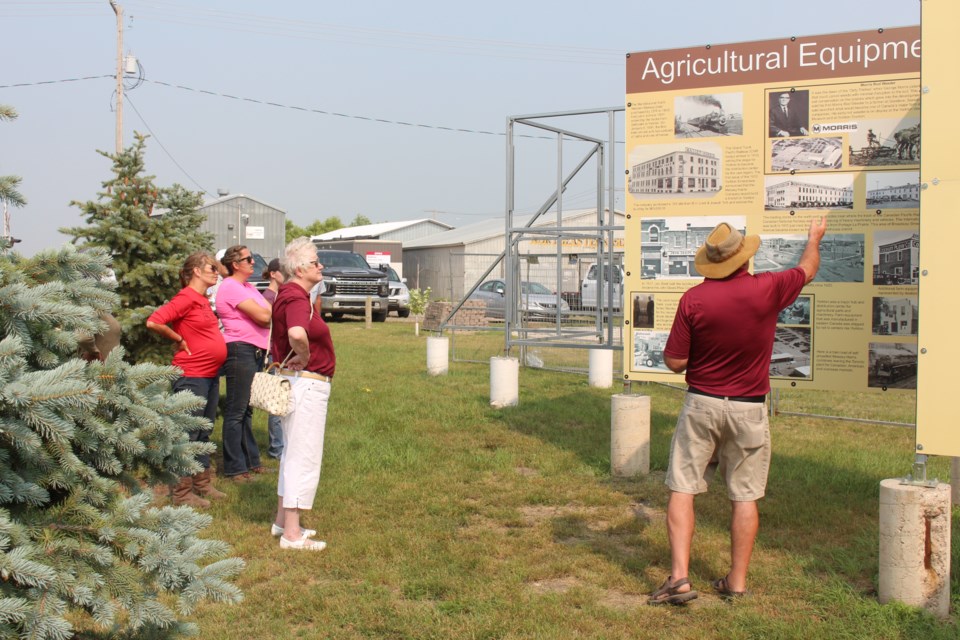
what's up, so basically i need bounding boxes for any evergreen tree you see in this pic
[0,245,243,640]
[61,134,213,363]
[1,105,27,246]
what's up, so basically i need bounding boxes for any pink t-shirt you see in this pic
[215,277,270,348]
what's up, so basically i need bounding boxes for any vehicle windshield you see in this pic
[317,251,370,269]
[382,266,400,281]
[251,253,269,276]
[587,265,622,282]
[520,282,551,295]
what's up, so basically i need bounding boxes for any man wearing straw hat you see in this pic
[648,217,827,605]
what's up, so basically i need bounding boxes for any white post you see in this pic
[426,336,449,376]
[610,394,650,476]
[588,349,613,388]
[490,356,519,408]
[878,479,951,618]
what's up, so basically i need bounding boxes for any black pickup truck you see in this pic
[315,249,390,321]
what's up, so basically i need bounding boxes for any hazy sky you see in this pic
[1,0,920,256]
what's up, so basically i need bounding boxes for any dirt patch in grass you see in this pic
[514,466,539,477]
[597,590,646,610]
[526,576,582,594]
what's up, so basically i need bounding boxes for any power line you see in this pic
[0,75,113,89]
[142,78,556,140]
[125,95,210,196]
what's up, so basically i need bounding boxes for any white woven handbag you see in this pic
[250,363,292,416]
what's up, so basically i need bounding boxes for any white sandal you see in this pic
[279,533,326,551]
[270,523,317,538]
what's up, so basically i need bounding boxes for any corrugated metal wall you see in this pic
[199,195,285,259]
[381,220,451,244]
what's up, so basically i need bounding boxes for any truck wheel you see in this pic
[331,312,344,321]
[373,311,388,322]
[645,358,654,367]
[398,309,411,318]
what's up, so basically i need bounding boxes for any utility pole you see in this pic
[109,0,123,153]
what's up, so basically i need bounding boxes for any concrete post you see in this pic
[426,336,448,376]
[878,479,951,618]
[490,356,519,408]
[588,349,613,388]
[610,394,650,476]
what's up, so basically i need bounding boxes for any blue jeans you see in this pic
[268,414,284,459]
[222,341,263,476]
[172,375,219,470]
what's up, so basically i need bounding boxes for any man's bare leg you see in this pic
[727,500,759,592]
[667,491,696,590]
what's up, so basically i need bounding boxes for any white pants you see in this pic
[277,375,330,510]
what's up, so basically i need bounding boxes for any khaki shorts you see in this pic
[665,392,770,501]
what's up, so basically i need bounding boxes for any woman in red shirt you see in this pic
[146,252,228,508]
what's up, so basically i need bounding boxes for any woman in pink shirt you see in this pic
[146,252,227,507]
[216,245,272,482]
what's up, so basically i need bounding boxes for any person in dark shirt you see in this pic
[269,238,336,551]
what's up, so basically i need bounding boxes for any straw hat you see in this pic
[693,222,760,279]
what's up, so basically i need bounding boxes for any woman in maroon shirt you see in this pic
[146,252,228,508]
[270,238,336,551]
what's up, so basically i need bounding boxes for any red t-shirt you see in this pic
[271,282,336,378]
[148,287,227,378]
[664,267,806,397]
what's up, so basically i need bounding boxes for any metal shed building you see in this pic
[198,194,285,259]
[403,208,625,300]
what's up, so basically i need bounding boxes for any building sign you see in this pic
[366,251,391,267]
[623,25,921,395]
[245,226,264,240]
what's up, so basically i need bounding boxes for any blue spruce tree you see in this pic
[0,244,243,639]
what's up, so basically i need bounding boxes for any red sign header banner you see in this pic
[627,26,920,94]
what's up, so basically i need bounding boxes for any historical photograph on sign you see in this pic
[872,230,919,285]
[633,330,670,371]
[627,143,722,198]
[848,117,920,167]
[764,174,854,210]
[868,342,918,389]
[872,296,918,336]
[674,93,743,138]
[866,171,920,208]
[768,90,810,138]
[640,215,745,280]
[756,233,864,282]
[769,327,811,379]
[631,292,655,328]
[777,295,811,326]
[771,137,843,172]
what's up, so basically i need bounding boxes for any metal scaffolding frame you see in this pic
[440,106,626,361]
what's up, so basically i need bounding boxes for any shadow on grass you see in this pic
[492,384,960,629]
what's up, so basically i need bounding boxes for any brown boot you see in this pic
[193,467,227,500]
[171,475,210,509]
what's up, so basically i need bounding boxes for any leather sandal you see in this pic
[712,576,747,599]
[648,576,698,605]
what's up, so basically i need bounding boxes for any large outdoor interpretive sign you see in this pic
[622,26,922,394]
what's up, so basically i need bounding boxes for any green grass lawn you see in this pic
[191,321,958,639]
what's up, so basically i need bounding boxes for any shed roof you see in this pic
[405,208,623,249]
[312,218,452,241]
[199,193,286,213]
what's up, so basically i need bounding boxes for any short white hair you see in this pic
[281,237,317,278]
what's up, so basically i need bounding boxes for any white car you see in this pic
[381,266,410,318]
[580,263,623,311]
